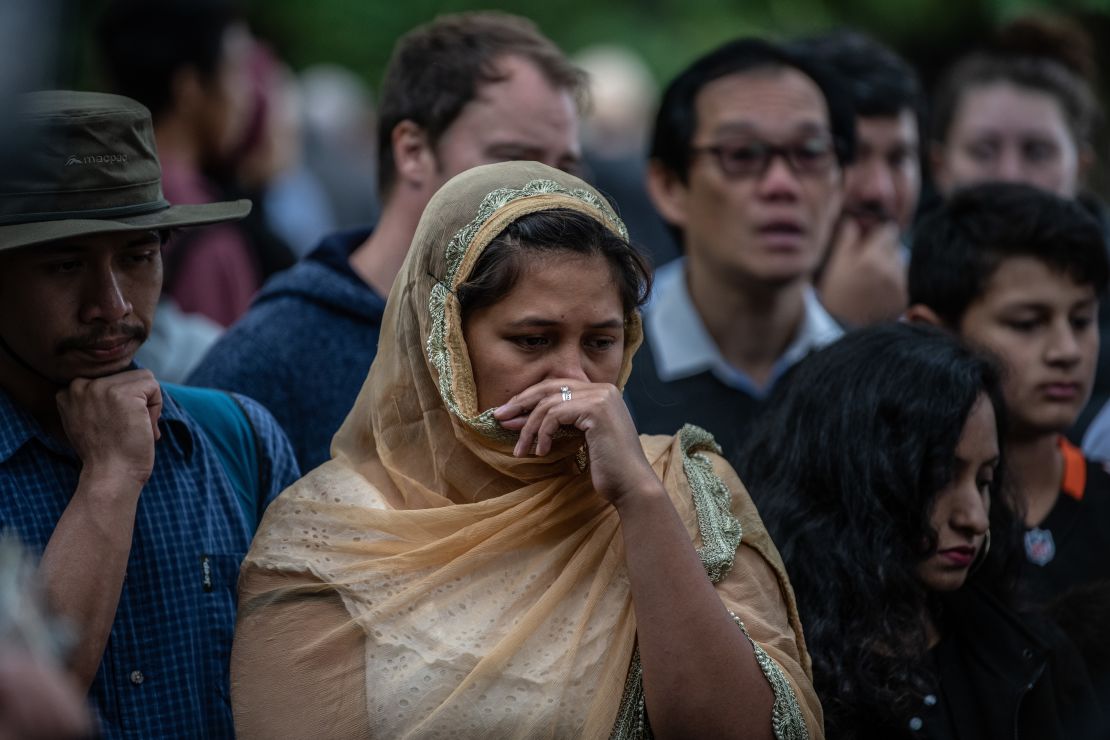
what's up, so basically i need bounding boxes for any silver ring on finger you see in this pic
[560,385,572,402]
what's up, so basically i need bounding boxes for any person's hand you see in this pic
[56,369,162,488]
[493,379,661,507]
[818,218,907,326]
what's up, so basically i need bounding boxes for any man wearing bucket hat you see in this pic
[0,90,299,737]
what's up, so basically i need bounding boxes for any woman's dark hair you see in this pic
[932,16,1101,149]
[739,323,1022,737]
[456,208,651,317]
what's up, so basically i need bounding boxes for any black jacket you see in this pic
[919,588,1106,740]
[835,587,1105,739]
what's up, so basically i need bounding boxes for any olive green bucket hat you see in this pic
[0,90,250,252]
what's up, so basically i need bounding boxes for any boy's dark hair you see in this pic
[97,0,239,121]
[376,12,584,199]
[649,37,856,184]
[792,30,924,122]
[909,182,1109,326]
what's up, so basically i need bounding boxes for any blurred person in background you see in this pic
[298,64,380,241]
[929,15,1110,443]
[189,12,585,472]
[627,38,853,467]
[97,0,257,330]
[220,38,323,270]
[575,45,678,269]
[795,29,924,327]
[0,0,58,125]
[0,11,93,736]
[931,16,1098,200]
[0,536,91,740]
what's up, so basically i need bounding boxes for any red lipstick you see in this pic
[937,546,976,568]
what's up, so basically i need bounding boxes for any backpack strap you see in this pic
[162,383,262,526]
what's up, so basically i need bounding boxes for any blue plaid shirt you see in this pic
[0,384,299,739]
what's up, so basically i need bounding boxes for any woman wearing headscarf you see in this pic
[231,161,820,739]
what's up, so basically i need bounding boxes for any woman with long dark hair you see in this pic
[741,323,1101,739]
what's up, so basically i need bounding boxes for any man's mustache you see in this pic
[56,323,147,352]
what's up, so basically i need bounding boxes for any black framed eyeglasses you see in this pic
[690,136,838,179]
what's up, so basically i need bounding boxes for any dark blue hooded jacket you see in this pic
[188,228,385,472]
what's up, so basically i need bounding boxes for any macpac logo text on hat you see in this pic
[65,153,129,166]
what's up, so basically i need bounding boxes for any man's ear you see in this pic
[645,159,689,230]
[390,120,436,192]
[904,303,946,327]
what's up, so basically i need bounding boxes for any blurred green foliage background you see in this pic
[66,0,1110,96]
[61,0,1110,194]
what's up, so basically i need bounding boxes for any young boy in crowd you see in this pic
[907,182,1110,603]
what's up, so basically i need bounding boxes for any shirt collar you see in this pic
[643,258,842,398]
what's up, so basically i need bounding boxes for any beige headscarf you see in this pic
[233,162,821,739]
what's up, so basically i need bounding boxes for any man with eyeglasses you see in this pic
[627,38,855,467]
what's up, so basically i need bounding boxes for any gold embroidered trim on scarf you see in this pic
[609,646,647,740]
[679,425,742,582]
[731,613,811,740]
[609,425,808,740]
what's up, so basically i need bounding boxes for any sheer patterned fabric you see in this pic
[232,162,822,738]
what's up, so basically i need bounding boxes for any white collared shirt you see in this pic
[643,258,843,399]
